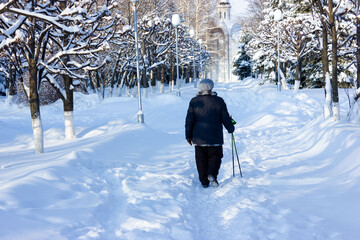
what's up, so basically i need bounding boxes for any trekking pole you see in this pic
[232,133,243,178]
[232,134,235,177]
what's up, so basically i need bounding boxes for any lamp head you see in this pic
[172,14,181,26]
[130,0,139,4]
[274,9,283,21]
[189,29,195,38]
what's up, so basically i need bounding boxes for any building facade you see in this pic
[207,0,241,82]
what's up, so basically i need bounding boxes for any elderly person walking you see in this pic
[185,79,235,188]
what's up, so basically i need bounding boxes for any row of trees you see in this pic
[0,0,210,153]
[233,0,360,122]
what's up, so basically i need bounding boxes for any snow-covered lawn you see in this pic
[0,79,359,240]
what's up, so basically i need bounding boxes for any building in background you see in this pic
[207,0,241,82]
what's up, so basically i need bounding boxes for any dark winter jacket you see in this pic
[185,91,235,146]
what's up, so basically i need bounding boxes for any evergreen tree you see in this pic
[233,41,252,80]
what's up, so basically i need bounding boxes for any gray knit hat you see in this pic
[199,79,214,92]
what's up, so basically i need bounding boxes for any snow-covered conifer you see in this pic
[233,32,252,80]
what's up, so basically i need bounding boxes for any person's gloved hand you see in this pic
[187,139,192,146]
[231,117,237,125]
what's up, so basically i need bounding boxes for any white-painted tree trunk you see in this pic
[5,89,12,105]
[160,83,165,93]
[347,87,360,121]
[151,85,156,94]
[280,69,289,90]
[64,111,76,139]
[32,116,44,154]
[194,78,198,88]
[324,72,333,119]
[348,100,360,123]
[333,102,340,121]
[354,101,360,124]
[116,74,126,97]
[143,87,148,98]
[293,80,300,93]
[180,78,185,88]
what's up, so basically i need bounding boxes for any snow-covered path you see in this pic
[1,79,360,239]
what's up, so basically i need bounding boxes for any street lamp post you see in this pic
[172,14,181,97]
[198,39,203,80]
[189,29,197,88]
[274,9,283,92]
[131,0,144,123]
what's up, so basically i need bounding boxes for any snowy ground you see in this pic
[0,79,360,240]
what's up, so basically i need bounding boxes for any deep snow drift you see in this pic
[0,79,359,240]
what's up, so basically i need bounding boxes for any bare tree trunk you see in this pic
[116,70,127,96]
[27,14,44,154]
[109,53,121,97]
[149,69,154,94]
[95,70,103,97]
[321,28,330,78]
[160,65,165,93]
[170,54,175,92]
[29,56,44,154]
[314,0,332,119]
[321,27,332,119]
[329,0,340,120]
[148,46,156,94]
[141,40,149,98]
[294,54,301,92]
[6,66,16,105]
[294,30,302,92]
[88,71,96,93]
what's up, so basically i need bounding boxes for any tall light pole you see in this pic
[189,29,197,88]
[172,14,181,97]
[198,39,203,80]
[131,0,144,123]
[274,9,283,92]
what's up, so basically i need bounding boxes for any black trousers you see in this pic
[195,146,223,185]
